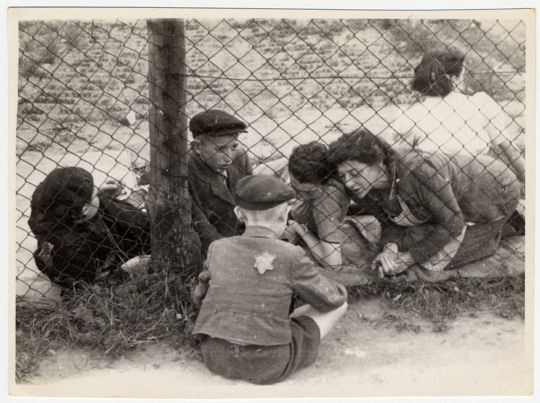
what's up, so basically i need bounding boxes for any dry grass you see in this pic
[16,271,525,382]
[16,269,199,383]
[348,274,525,332]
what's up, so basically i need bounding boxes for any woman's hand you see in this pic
[371,243,415,278]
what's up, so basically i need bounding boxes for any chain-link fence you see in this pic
[16,18,526,305]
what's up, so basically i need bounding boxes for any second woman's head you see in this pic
[411,49,465,97]
[327,129,394,198]
[288,142,335,200]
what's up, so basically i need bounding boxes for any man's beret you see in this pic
[235,175,296,210]
[190,109,248,138]
[35,167,94,210]
[29,167,94,227]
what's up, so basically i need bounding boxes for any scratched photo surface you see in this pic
[10,7,534,399]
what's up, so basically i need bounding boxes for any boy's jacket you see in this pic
[193,226,347,346]
[188,148,252,250]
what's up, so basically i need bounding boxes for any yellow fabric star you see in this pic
[253,251,276,275]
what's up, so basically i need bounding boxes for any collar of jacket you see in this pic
[388,149,451,201]
[364,157,400,204]
[243,225,281,239]
[190,150,236,205]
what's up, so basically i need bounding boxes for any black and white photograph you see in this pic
[9,6,534,399]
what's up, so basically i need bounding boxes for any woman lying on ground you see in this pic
[281,142,381,286]
[28,166,151,289]
[390,48,525,184]
[327,128,521,280]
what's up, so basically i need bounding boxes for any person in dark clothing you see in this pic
[187,109,252,252]
[28,167,151,289]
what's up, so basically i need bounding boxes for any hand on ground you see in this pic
[371,244,414,278]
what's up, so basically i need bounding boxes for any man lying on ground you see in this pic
[28,166,151,290]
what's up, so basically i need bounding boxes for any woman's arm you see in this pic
[288,221,343,268]
[302,183,351,268]
[478,92,525,182]
[374,169,466,276]
[402,164,466,264]
[290,246,348,312]
[495,139,525,183]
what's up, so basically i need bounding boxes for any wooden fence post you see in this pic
[146,19,201,275]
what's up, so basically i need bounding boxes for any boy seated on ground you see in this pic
[192,175,348,385]
[188,109,253,252]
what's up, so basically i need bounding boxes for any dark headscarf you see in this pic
[28,167,94,237]
[411,49,465,97]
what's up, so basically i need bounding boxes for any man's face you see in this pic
[289,173,320,201]
[195,134,240,172]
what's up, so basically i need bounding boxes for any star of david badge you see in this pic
[253,251,276,275]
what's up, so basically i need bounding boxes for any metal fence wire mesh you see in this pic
[17,18,526,304]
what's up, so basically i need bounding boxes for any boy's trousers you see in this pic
[200,316,320,385]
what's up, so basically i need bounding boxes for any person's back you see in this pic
[396,150,519,225]
[193,175,347,384]
[391,49,524,184]
[392,93,489,155]
[195,228,346,345]
[392,92,519,157]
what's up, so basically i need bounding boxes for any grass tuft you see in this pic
[16,272,525,382]
[16,269,199,383]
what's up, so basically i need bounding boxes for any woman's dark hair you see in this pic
[411,49,465,97]
[288,142,336,185]
[327,128,395,169]
[29,167,94,233]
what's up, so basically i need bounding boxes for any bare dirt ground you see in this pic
[15,293,530,399]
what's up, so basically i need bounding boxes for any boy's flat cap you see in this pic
[235,175,296,210]
[190,109,248,137]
